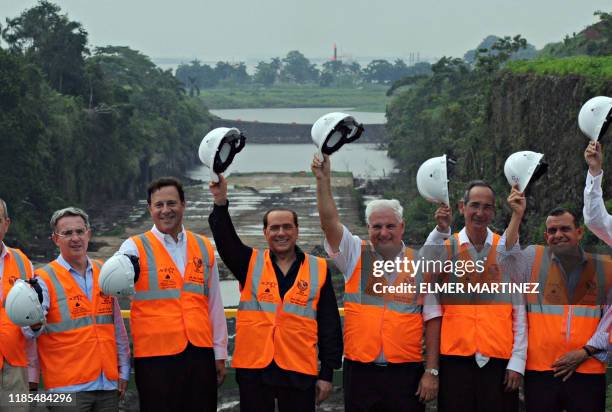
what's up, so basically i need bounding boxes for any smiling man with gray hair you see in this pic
[312,154,441,412]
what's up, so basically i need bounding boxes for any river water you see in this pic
[210,107,386,124]
[187,143,395,180]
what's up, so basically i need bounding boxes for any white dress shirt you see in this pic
[323,225,441,364]
[423,227,528,375]
[584,170,612,246]
[119,225,228,360]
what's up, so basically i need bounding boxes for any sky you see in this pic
[1,0,610,63]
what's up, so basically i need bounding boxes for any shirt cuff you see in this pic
[506,355,525,375]
[318,364,333,382]
[422,304,442,322]
[119,365,130,381]
[214,346,228,360]
[28,367,39,383]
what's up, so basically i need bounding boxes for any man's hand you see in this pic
[507,185,526,218]
[209,174,228,206]
[415,371,438,403]
[315,379,333,406]
[215,360,227,387]
[434,204,452,233]
[503,370,521,392]
[118,378,128,400]
[585,141,603,176]
[552,349,588,381]
[311,153,331,180]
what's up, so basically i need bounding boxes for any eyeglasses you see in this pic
[55,228,89,238]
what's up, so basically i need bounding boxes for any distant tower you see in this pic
[333,43,337,61]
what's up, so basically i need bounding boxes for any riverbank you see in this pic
[198,84,390,112]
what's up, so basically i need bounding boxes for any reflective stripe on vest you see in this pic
[133,233,210,301]
[232,250,325,375]
[238,252,320,319]
[0,248,32,369]
[526,247,606,373]
[343,242,424,363]
[36,260,119,388]
[39,263,115,333]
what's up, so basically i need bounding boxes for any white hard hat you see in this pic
[504,151,548,192]
[311,112,364,155]
[578,96,612,141]
[198,127,246,183]
[99,254,136,297]
[5,279,45,327]
[416,155,452,206]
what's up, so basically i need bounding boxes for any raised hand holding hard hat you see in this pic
[198,127,246,183]
[5,278,45,327]
[503,151,548,192]
[98,254,140,297]
[311,112,364,157]
[416,155,454,206]
[578,96,612,141]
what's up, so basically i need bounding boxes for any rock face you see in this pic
[488,72,612,243]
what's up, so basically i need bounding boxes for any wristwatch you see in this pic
[425,368,439,376]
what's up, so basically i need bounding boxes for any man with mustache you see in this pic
[119,177,228,411]
[427,181,525,412]
[208,174,342,412]
[502,186,611,412]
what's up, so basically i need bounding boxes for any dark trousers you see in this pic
[238,380,315,412]
[343,358,425,412]
[524,370,605,412]
[438,355,518,412]
[134,344,217,412]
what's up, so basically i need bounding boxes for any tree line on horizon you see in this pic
[175,51,433,94]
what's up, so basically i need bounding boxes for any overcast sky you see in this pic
[1,0,610,62]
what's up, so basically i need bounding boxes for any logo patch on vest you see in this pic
[297,280,308,292]
[193,257,204,274]
[69,295,89,316]
[159,267,177,288]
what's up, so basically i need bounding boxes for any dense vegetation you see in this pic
[0,1,213,249]
[384,13,612,249]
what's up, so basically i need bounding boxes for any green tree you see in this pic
[280,50,319,83]
[2,0,89,95]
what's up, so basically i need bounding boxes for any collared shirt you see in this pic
[324,225,441,364]
[498,239,610,362]
[0,242,39,382]
[25,255,131,390]
[118,225,228,360]
[423,226,528,375]
[583,170,612,247]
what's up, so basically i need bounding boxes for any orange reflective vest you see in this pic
[232,250,327,376]
[0,248,33,370]
[131,230,215,358]
[36,260,118,389]
[526,246,609,373]
[344,242,423,363]
[440,233,514,359]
